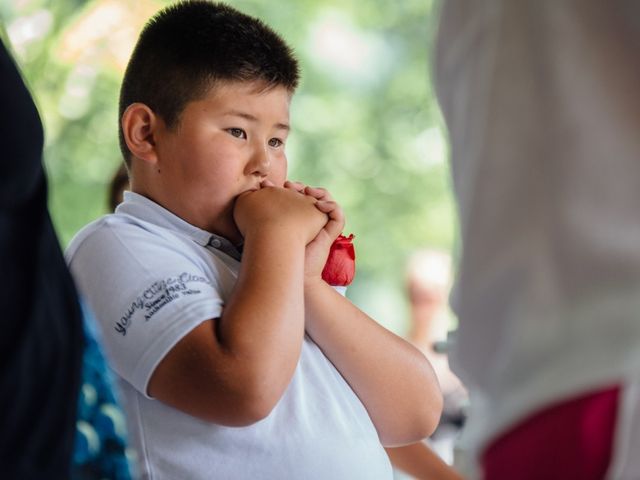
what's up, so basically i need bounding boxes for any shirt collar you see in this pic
[116,191,243,261]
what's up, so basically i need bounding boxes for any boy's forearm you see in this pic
[385,443,464,480]
[207,187,326,416]
[147,220,317,426]
[218,229,307,406]
[304,279,443,446]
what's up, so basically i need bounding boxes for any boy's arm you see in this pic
[296,184,443,446]
[148,187,327,426]
[385,443,465,480]
[304,280,442,445]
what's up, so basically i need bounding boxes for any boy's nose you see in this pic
[247,148,271,177]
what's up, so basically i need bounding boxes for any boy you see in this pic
[66,2,442,478]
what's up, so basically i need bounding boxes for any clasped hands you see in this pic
[233,180,345,281]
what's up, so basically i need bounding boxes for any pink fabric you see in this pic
[482,386,620,480]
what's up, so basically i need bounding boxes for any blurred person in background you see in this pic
[405,250,467,464]
[386,441,464,480]
[436,1,640,478]
[108,163,129,212]
[384,250,467,480]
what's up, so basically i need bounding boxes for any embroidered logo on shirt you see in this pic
[115,272,212,336]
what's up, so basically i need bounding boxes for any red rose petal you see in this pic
[322,234,356,286]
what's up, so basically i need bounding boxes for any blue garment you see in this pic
[72,302,134,480]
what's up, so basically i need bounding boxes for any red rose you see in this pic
[321,234,356,286]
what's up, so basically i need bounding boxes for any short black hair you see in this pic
[118,1,300,164]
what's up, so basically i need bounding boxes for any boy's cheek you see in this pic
[268,162,287,186]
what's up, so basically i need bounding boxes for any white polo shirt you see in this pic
[435,0,640,467]
[66,191,392,480]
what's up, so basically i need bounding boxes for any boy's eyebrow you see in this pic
[224,110,290,131]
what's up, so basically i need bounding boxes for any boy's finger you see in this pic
[324,217,345,240]
[284,180,306,193]
[304,186,333,201]
[314,200,337,212]
[315,200,345,238]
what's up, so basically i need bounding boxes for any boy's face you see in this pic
[151,80,291,243]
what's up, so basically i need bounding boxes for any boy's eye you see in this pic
[268,138,283,148]
[227,128,246,139]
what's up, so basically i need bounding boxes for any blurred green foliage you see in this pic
[1,0,455,332]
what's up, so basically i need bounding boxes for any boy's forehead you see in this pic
[176,79,292,129]
[194,80,293,113]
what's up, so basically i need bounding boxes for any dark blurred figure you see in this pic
[0,38,83,479]
[108,163,129,212]
[1,38,133,480]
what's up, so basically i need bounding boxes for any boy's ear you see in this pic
[121,103,160,164]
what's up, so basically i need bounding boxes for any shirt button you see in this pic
[210,238,222,248]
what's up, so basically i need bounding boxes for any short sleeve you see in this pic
[67,219,225,397]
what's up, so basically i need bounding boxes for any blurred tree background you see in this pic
[1,0,455,333]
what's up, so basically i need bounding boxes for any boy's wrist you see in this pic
[303,275,326,291]
[244,225,308,250]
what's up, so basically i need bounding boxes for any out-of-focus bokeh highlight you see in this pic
[1,0,455,334]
